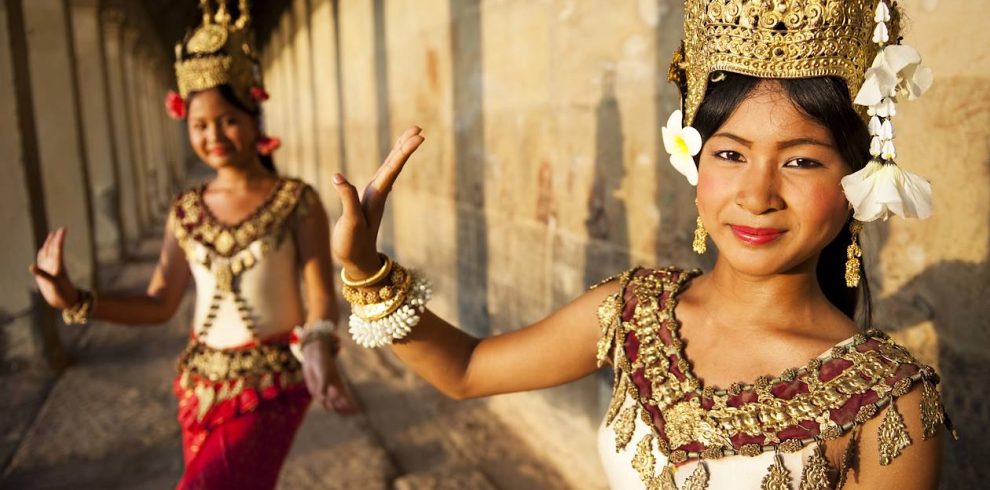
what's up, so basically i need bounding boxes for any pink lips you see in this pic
[729,225,787,246]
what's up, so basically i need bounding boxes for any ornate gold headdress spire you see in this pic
[662,0,934,224]
[167,0,264,118]
[670,0,896,126]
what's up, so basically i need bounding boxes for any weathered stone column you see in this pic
[292,0,319,186]
[70,0,122,264]
[21,0,96,288]
[278,12,300,177]
[121,26,152,228]
[100,9,141,247]
[137,53,167,213]
[264,19,287,175]
[309,0,345,214]
[0,0,68,370]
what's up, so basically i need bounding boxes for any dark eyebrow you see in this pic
[710,132,834,150]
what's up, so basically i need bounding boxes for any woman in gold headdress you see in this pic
[326,0,953,489]
[29,2,358,488]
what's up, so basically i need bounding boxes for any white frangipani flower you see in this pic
[868,116,882,135]
[874,1,891,22]
[870,136,882,157]
[842,160,933,221]
[880,119,894,139]
[854,44,931,107]
[661,109,702,186]
[867,97,897,118]
[881,140,896,160]
[872,22,889,44]
[900,63,934,100]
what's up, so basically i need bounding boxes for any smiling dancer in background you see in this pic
[30,1,358,488]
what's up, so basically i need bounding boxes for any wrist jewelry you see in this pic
[342,267,409,305]
[348,270,432,348]
[62,289,96,325]
[290,319,342,362]
[340,253,393,288]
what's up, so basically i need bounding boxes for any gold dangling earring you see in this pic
[693,199,708,254]
[845,220,864,288]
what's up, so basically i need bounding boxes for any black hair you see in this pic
[691,72,872,326]
[186,84,277,174]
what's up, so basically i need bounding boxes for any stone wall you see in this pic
[0,0,187,372]
[257,0,989,487]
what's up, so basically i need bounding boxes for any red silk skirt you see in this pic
[173,337,311,490]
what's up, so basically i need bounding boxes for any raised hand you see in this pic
[331,126,425,277]
[30,227,80,309]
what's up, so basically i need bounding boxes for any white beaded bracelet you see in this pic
[290,319,339,362]
[348,270,433,348]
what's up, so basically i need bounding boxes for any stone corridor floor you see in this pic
[1,234,570,490]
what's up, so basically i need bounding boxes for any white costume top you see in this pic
[171,178,312,349]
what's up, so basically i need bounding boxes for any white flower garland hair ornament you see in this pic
[662,109,702,186]
[842,0,934,222]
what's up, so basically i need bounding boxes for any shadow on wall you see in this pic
[451,0,490,336]
[868,165,990,487]
[583,69,630,289]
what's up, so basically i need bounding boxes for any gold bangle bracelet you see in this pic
[340,253,393,288]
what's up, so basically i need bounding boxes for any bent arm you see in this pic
[294,190,340,326]
[385,279,617,400]
[91,217,191,325]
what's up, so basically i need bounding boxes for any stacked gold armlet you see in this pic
[62,289,96,325]
[341,255,432,348]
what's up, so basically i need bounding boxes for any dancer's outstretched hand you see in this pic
[30,227,81,309]
[331,126,424,276]
[303,341,360,414]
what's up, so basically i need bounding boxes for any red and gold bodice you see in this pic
[167,178,318,439]
[596,267,953,489]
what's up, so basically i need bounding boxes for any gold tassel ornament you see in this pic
[693,215,708,254]
[799,442,834,490]
[633,434,657,484]
[845,221,864,287]
[683,461,710,490]
[761,454,793,490]
[878,400,912,465]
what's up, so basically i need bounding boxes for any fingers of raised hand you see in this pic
[363,127,424,221]
[379,127,424,183]
[331,174,367,228]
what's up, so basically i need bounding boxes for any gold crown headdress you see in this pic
[662,0,934,230]
[166,0,267,119]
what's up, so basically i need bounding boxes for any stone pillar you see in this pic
[121,27,151,228]
[0,0,67,370]
[138,54,167,213]
[21,0,96,288]
[278,12,299,178]
[70,0,122,264]
[337,0,380,187]
[100,9,141,248]
[264,19,286,175]
[292,0,319,186]
[309,0,345,215]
